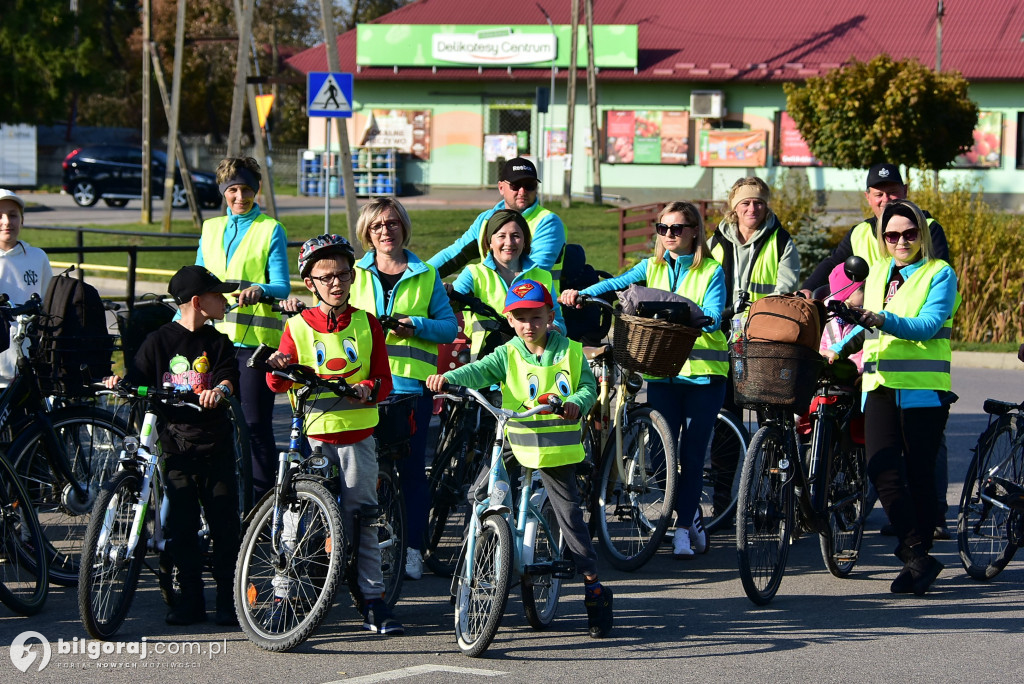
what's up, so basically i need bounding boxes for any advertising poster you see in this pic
[953,111,1002,168]
[545,128,568,158]
[359,109,432,160]
[777,112,821,166]
[699,129,768,167]
[603,110,689,164]
[484,134,518,162]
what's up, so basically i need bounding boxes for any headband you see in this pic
[730,184,770,210]
[218,167,260,195]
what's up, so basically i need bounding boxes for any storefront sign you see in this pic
[484,135,518,162]
[545,128,568,158]
[359,109,432,161]
[954,111,1002,168]
[699,129,768,167]
[357,25,637,68]
[777,112,821,166]
[604,110,689,164]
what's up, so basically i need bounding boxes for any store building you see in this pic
[287,0,1024,208]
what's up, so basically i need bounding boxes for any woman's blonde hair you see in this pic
[355,197,412,251]
[724,176,771,225]
[656,201,711,270]
[878,198,933,259]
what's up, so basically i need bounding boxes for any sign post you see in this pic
[307,72,354,235]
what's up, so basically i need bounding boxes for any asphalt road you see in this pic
[2,365,1022,683]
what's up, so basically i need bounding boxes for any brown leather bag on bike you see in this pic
[743,294,825,350]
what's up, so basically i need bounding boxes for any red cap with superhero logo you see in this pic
[503,279,553,312]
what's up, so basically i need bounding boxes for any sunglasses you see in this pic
[506,180,538,192]
[882,227,920,244]
[655,223,698,237]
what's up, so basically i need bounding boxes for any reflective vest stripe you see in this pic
[386,344,438,365]
[688,349,729,362]
[224,312,285,330]
[506,428,583,449]
[932,327,952,340]
[513,417,582,430]
[863,359,951,374]
[309,395,370,412]
[748,282,776,294]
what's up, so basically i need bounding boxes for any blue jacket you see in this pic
[427,198,566,279]
[196,203,291,299]
[355,250,458,395]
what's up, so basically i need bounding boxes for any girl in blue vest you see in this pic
[195,157,290,503]
[561,201,728,558]
[349,198,458,581]
[848,199,959,595]
[452,208,566,360]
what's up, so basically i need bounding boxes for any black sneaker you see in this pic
[890,567,914,594]
[362,599,405,635]
[166,597,207,626]
[584,586,613,639]
[933,524,952,541]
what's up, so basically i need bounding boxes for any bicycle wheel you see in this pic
[522,499,564,630]
[78,470,148,639]
[0,454,48,616]
[226,396,254,516]
[701,410,748,534]
[736,424,794,605]
[578,422,598,537]
[957,417,1022,580]
[235,480,345,652]
[10,407,127,586]
[377,466,406,609]
[454,513,513,657]
[595,406,677,572]
[819,442,867,578]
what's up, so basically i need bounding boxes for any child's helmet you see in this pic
[298,234,355,278]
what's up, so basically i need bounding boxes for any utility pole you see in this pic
[141,0,152,224]
[227,0,255,157]
[936,0,945,71]
[561,0,580,209]
[161,0,187,232]
[536,3,556,205]
[584,0,601,204]
[318,0,359,249]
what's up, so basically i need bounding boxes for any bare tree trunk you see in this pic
[227,0,255,156]
[561,0,580,209]
[584,0,601,204]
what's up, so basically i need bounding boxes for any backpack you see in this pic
[560,244,613,345]
[36,273,116,395]
[117,296,176,364]
[743,294,825,350]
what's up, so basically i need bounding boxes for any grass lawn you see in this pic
[24,202,629,287]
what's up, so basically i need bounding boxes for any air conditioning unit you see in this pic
[690,90,725,118]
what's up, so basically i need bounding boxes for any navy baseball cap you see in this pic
[866,163,904,189]
[503,279,553,312]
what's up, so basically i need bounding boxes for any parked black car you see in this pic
[62,145,221,209]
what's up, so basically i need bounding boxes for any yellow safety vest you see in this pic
[861,258,960,393]
[463,264,553,358]
[478,204,565,292]
[710,228,782,305]
[646,256,729,378]
[201,213,284,347]
[350,265,439,381]
[850,217,939,266]
[502,342,585,469]
[287,310,378,434]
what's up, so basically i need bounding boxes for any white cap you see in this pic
[0,189,25,212]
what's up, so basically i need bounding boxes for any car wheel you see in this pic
[171,184,187,208]
[71,180,99,207]
[103,198,129,208]
[201,200,222,210]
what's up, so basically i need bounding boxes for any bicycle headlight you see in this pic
[625,373,644,395]
[123,436,140,454]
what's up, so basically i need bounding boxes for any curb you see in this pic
[951,351,1024,372]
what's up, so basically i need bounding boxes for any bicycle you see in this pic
[957,397,1024,580]
[235,344,390,652]
[78,382,215,639]
[734,301,869,605]
[0,294,128,586]
[574,294,678,571]
[438,384,574,658]
[0,448,48,616]
[699,408,752,534]
[372,391,413,608]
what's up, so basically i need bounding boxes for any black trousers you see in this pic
[864,387,949,554]
[235,347,279,501]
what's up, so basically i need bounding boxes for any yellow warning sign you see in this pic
[255,94,275,130]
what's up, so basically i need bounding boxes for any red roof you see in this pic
[287,0,1024,82]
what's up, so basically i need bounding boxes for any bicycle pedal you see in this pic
[834,552,858,563]
[551,560,576,579]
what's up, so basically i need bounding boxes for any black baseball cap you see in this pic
[169,265,240,304]
[499,157,540,184]
[866,163,905,189]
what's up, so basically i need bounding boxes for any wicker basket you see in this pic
[612,313,701,377]
[730,341,821,410]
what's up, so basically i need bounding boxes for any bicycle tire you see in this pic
[78,470,148,639]
[819,440,867,578]
[0,453,48,616]
[454,513,513,657]
[578,422,599,537]
[595,406,677,572]
[226,396,254,516]
[235,480,345,652]
[522,499,564,630]
[10,407,128,586]
[736,424,793,605]
[377,466,406,609]
[957,417,1021,580]
[701,410,749,534]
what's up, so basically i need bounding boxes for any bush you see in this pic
[769,171,841,277]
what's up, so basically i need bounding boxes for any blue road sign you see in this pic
[307,72,353,118]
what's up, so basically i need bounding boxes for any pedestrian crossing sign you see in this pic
[307,72,353,118]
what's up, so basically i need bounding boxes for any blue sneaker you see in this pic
[362,599,405,635]
[584,585,613,638]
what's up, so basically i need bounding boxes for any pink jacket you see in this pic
[820,312,864,373]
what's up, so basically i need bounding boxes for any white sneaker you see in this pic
[404,548,424,580]
[672,528,694,558]
[689,510,708,554]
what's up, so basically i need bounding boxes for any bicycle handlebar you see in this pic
[99,382,202,410]
[246,343,364,400]
[379,314,416,332]
[436,383,563,422]
[0,293,43,320]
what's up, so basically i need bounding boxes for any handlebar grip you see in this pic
[247,344,277,370]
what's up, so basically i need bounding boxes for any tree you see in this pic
[784,55,978,171]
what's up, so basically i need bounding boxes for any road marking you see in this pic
[325,664,507,683]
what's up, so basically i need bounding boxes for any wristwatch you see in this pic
[214,384,232,397]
